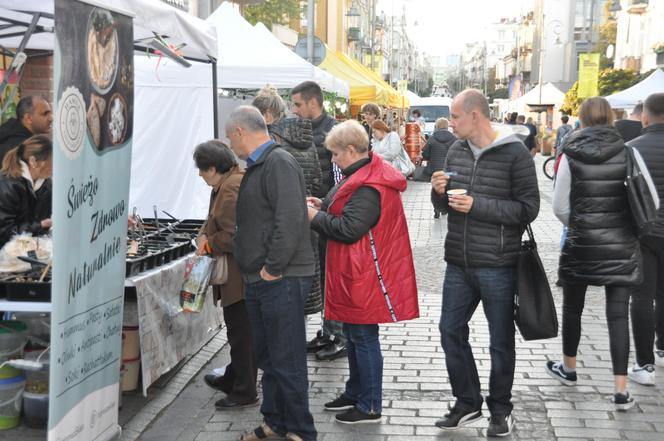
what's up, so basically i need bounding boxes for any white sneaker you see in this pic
[628,364,655,386]
[655,350,664,367]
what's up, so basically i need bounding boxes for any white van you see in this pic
[409,96,452,137]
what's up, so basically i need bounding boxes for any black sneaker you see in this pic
[335,407,381,424]
[435,405,483,430]
[612,391,635,411]
[545,360,577,386]
[324,395,357,411]
[486,414,514,437]
[307,331,329,353]
[315,341,347,361]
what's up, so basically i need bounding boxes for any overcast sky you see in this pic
[376,0,535,59]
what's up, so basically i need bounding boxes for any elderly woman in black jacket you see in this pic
[422,118,456,218]
[546,97,659,410]
[0,134,52,248]
[252,86,324,316]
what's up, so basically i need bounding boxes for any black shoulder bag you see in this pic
[625,146,658,238]
[514,224,558,341]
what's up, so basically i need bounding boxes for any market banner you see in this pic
[578,53,600,98]
[50,1,133,440]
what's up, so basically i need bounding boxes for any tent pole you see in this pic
[212,59,219,138]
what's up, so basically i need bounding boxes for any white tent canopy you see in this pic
[0,0,219,219]
[606,69,664,109]
[252,22,349,98]
[518,83,565,106]
[0,0,217,59]
[207,2,349,97]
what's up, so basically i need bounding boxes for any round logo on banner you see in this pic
[57,86,86,159]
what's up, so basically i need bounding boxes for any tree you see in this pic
[560,68,640,115]
[490,87,508,101]
[598,68,638,96]
[242,0,301,29]
[595,2,617,69]
[560,81,581,116]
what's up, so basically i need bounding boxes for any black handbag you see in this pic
[514,224,558,341]
[625,146,658,238]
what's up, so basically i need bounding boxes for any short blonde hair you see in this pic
[579,96,614,127]
[251,85,286,121]
[325,120,369,153]
[434,117,449,130]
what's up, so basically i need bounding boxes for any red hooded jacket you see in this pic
[324,154,419,324]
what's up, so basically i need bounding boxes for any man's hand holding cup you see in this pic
[447,188,473,214]
[431,171,450,195]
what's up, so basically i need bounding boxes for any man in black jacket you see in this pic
[431,90,540,436]
[0,96,53,221]
[628,93,664,384]
[0,96,52,161]
[226,106,317,441]
[615,102,643,142]
[291,81,347,361]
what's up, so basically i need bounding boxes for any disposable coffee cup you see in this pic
[447,189,467,196]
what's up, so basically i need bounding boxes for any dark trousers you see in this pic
[221,300,258,402]
[630,237,664,366]
[244,277,317,441]
[342,323,383,414]
[439,264,516,417]
[562,283,631,375]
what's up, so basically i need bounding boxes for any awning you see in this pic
[320,48,407,108]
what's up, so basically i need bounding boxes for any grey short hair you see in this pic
[457,89,490,119]
[225,105,268,133]
[325,120,369,153]
[434,117,449,130]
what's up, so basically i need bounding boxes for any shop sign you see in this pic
[50,1,134,440]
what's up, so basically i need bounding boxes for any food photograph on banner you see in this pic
[58,3,133,154]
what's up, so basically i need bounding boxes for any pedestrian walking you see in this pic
[252,86,324,316]
[307,120,419,424]
[614,102,643,143]
[422,117,456,218]
[545,96,657,411]
[555,115,572,152]
[628,93,664,384]
[431,89,540,437]
[225,106,316,441]
[291,81,348,362]
[194,141,258,410]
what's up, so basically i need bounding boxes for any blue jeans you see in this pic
[342,323,383,414]
[244,277,317,440]
[439,264,516,417]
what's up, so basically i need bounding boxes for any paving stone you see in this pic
[131,158,664,441]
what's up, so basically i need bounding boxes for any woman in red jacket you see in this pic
[307,120,419,424]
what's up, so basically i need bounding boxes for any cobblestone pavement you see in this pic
[138,156,664,441]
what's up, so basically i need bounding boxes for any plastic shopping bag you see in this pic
[180,255,214,313]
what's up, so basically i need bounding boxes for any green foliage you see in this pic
[595,2,618,69]
[243,0,301,29]
[490,87,508,101]
[561,69,641,115]
[598,68,638,96]
[560,81,581,116]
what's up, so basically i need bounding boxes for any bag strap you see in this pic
[524,223,536,244]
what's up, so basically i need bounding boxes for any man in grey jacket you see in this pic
[226,106,316,441]
[431,90,540,437]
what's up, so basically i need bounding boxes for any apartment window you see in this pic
[498,30,505,40]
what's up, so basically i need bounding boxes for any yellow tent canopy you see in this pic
[319,47,408,109]
[336,51,408,109]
